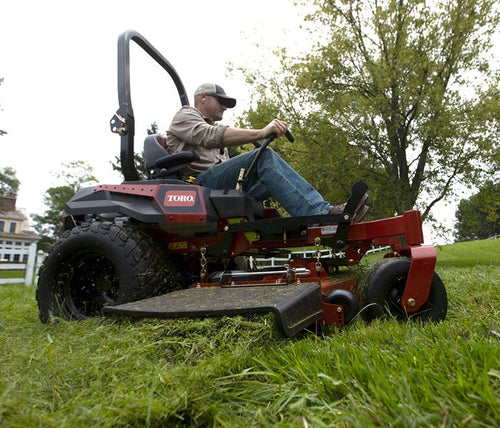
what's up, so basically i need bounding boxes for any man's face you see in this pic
[201,95,227,121]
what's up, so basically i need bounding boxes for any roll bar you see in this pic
[109,30,189,181]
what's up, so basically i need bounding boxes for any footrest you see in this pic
[103,282,323,337]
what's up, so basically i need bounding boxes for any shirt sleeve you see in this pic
[169,107,226,149]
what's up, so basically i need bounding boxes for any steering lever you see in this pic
[237,129,295,189]
[284,129,295,143]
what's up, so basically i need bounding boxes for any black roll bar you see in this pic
[110,30,189,181]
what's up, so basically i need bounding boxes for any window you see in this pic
[0,220,4,232]
[9,222,16,233]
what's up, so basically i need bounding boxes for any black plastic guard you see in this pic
[103,282,323,337]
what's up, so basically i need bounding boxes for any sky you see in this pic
[1,1,497,245]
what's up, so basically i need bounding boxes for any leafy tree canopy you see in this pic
[0,166,20,197]
[454,181,500,241]
[235,0,500,220]
[31,161,97,251]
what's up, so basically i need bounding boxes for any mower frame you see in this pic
[36,30,447,336]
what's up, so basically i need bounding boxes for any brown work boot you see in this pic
[352,192,369,223]
[328,203,346,215]
[328,200,369,223]
[352,205,369,223]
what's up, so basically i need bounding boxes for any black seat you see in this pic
[144,134,199,179]
[143,134,268,219]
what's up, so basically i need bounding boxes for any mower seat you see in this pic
[144,134,199,179]
[143,135,268,220]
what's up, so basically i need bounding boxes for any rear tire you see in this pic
[36,221,181,323]
[358,258,447,322]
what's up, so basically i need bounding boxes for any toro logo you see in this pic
[164,190,197,207]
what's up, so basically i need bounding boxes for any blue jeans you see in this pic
[194,148,332,216]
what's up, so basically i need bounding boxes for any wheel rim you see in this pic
[379,272,441,320]
[58,252,120,318]
[361,258,447,322]
[385,275,406,318]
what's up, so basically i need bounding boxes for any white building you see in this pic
[0,195,40,263]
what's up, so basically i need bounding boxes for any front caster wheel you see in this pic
[324,289,360,324]
[358,258,447,322]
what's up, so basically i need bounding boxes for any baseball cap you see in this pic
[194,83,237,108]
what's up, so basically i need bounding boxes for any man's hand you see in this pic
[222,118,289,146]
[262,119,288,139]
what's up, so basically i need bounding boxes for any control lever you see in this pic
[237,129,295,189]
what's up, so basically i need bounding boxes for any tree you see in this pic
[0,78,6,136]
[31,161,97,251]
[0,166,19,197]
[110,122,158,179]
[454,181,500,241]
[236,0,499,220]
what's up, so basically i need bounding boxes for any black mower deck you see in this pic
[103,282,323,337]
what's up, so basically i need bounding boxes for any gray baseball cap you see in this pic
[194,83,237,108]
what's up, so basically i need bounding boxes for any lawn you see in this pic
[0,239,498,427]
[0,269,24,279]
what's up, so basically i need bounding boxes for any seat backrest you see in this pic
[144,134,170,170]
[144,134,199,179]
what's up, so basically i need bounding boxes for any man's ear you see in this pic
[194,94,205,107]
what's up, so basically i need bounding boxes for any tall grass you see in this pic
[0,239,498,427]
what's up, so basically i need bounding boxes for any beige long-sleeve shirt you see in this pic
[166,106,228,178]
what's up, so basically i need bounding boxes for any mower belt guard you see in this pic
[103,282,323,337]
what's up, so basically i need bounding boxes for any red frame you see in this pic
[92,185,436,326]
[183,211,435,325]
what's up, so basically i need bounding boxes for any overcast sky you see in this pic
[1,1,497,244]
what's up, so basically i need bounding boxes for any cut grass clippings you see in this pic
[0,239,499,427]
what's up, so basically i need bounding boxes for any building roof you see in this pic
[0,209,27,221]
[0,230,41,241]
[0,195,40,241]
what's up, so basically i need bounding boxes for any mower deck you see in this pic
[103,282,323,337]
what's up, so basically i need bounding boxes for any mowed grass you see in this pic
[0,239,498,427]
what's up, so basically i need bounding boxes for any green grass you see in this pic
[1,239,499,427]
[436,239,500,266]
[0,269,24,279]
